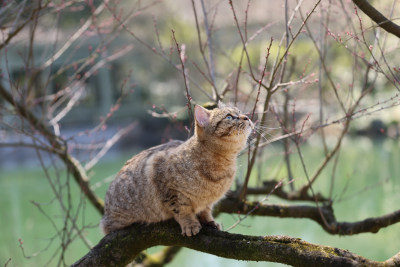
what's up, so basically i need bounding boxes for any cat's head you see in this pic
[194,102,254,152]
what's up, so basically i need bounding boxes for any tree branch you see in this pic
[0,85,104,214]
[352,0,400,39]
[244,180,328,202]
[71,219,399,267]
[217,197,400,236]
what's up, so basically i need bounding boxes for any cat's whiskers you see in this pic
[255,125,282,130]
[241,125,287,151]
[253,128,272,142]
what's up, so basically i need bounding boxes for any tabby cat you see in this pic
[100,102,254,236]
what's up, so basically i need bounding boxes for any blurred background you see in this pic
[1,0,400,266]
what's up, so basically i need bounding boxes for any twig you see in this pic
[84,122,137,171]
[268,0,322,89]
[3,258,12,267]
[199,0,218,100]
[250,38,273,122]
[226,180,284,232]
[353,5,400,92]
[0,2,49,50]
[0,84,104,214]
[257,92,400,148]
[49,44,134,127]
[228,0,267,91]
[105,1,213,101]
[171,30,194,134]
[41,3,106,69]
[239,38,274,201]
[294,142,331,230]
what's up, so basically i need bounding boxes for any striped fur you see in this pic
[100,103,254,236]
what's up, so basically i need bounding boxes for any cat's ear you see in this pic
[194,105,210,128]
[218,101,226,109]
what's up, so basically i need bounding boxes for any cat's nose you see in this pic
[239,115,249,121]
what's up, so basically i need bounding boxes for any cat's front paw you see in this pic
[204,221,221,230]
[181,221,202,236]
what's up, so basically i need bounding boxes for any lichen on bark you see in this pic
[71,220,398,267]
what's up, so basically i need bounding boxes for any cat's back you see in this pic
[104,140,183,215]
[119,139,183,175]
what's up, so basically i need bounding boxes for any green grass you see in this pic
[1,138,399,266]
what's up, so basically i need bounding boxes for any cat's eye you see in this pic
[226,115,233,120]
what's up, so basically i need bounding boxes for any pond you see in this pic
[1,137,399,266]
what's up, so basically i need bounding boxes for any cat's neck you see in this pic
[185,135,242,162]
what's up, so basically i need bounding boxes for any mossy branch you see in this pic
[71,219,400,267]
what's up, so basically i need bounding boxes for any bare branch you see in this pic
[0,84,104,214]
[171,30,194,133]
[84,122,137,171]
[41,3,106,69]
[217,197,400,236]
[199,0,218,100]
[352,0,400,39]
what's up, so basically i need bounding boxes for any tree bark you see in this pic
[71,220,399,267]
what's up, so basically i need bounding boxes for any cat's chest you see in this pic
[153,146,237,205]
[189,163,235,204]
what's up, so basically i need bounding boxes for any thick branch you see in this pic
[71,220,398,267]
[352,0,400,39]
[217,197,400,236]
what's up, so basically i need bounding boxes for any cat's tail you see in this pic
[99,216,111,235]
[100,215,131,235]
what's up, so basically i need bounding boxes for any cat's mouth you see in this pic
[237,120,254,136]
[248,119,255,130]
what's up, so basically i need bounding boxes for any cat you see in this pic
[100,102,254,236]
